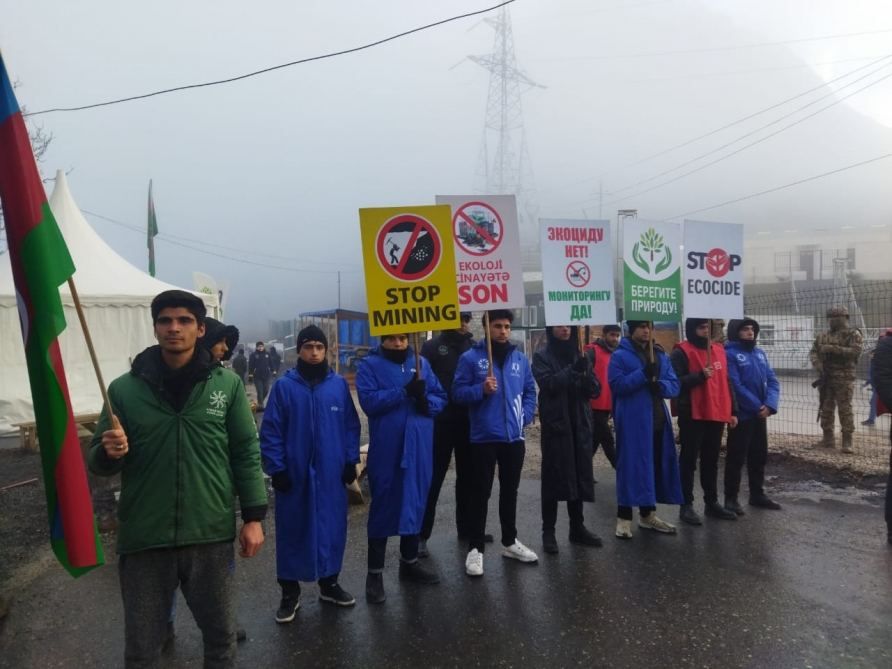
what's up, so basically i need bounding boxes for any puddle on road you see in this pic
[772,476,885,507]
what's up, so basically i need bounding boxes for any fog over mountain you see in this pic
[2,0,890,338]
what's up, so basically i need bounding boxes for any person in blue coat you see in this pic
[453,309,539,577]
[723,318,782,513]
[608,320,683,539]
[260,325,361,623]
[355,333,448,604]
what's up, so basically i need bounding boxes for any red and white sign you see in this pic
[435,194,525,308]
[540,219,615,326]
[375,214,442,281]
[682,219,744,320]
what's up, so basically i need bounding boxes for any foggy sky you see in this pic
[2,0,891,338]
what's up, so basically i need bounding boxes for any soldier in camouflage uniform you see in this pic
[809,306,863,453]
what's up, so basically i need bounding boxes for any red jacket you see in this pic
[584,340,613,412]
[676,341,733,422]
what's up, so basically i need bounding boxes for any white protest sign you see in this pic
[435,194,526,309]
[682,219,744,320]
[540,219,615,325]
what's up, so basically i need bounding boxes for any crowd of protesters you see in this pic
[88,292,891,668]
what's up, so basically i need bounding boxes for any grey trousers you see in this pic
[119,542,235,669]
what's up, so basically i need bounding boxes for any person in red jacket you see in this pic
[584,325,621,469]
[671,318,738,526]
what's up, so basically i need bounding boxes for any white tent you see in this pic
[0,171,218,435]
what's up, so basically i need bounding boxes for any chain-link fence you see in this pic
[743,280,891,474]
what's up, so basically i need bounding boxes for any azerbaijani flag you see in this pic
[0,53,103,576]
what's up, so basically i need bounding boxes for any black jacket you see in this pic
[531,328,598,503]
[420,329,474,423]
[200,318,239,362]
[249,350,274,379]
[872,332,892,421]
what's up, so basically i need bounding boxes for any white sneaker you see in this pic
[615,518,633,539]
[465,549,484,577]
[501,539,538,563]
[638,514,677,534]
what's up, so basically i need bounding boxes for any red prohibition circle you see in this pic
[452,201,504,257]
[375,214,442,282]
[566,260,591,288]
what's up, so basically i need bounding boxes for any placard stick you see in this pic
[68,277,114,420]
[647,321,655,377]
[577,326,584,355]
[413,332,422,380]
[706,319,713,367]
[484,311,494,373]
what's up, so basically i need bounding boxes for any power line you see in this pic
[602,56,892,199]
[25,1,516,117]
[596,67,892,209]
[667,153,892,220]
[541,27,892,62]
[82,208,356,268]
[82,209,360,274]
[558,53,892,196]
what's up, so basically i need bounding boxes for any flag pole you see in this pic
[67,277,114,420]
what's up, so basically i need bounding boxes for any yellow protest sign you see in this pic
[359,205,461,336]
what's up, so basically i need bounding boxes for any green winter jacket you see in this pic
[89,346,268,554]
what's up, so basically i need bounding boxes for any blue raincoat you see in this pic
[356,347,447,539]
[260,368,361,582]
[608,338,684,507]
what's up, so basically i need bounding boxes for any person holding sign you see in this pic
[608,320,683,539]
[453,310,539,576]
[671,319,739,525]
[260,325,362,622]
[356,334,448,604]
[532,326,603,554]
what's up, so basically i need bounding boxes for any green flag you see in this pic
[147,179,158,276]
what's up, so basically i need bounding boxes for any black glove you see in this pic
[415,395,430,415]
[404,378,426,399]
[572,356,588,373]
[342,462,357,485]
[648,380,662,396]
[271,471,292,493]
[644,361,658,379]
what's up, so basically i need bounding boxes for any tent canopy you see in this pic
[0,171,218,434]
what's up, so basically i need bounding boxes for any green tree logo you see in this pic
[631,227,672,277]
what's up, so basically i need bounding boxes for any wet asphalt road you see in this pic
[2,466,891,669]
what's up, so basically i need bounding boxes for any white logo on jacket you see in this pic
[210,391,228,409]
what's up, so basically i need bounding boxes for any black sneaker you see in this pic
[398,560,440,585]
[679,504,703,526]
[365,572,386,604]
[749,494,782,510]
[542,531,559,554]
[318,582,356,607]
[704,501,737,520]
[724,497,746,516]
[236,628,247,643]
[569,525,604,547]
[275,594,301,623]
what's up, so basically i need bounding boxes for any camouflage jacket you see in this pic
[809,328,862,375]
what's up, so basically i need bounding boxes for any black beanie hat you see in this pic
[625,320,651,334]
[297,325,328,350]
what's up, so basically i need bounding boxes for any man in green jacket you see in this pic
[89,290,267,669]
